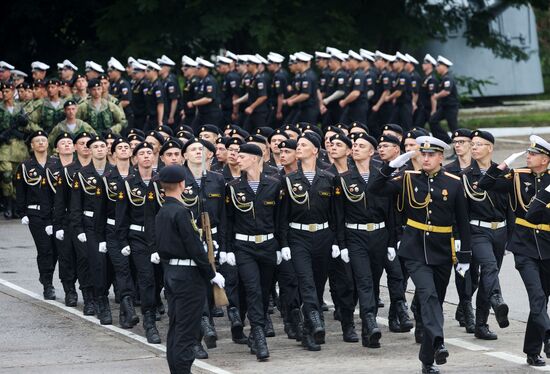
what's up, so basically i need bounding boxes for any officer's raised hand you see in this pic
[389,151,416,168]
[499,151,526,170]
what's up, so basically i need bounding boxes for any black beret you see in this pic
[73,131,94,143]
[128,128,145,137]
[278,139,297,150]
[74,73,87,80]
[26,130,48,145]
[32,80,46,88]
[229,127,249,139]
[268,128,290,141]
[182,137,216,154]
[225,123,236,131]
[246,134,268,144]
[383,123,403,135]
[174,125,193,134]
[470,129,495,144]
[98,74,109,81]
[159,165,187,183]
[1,82,15,90]
[350,121,369,133]
[299,132,321,149]
[46,79,61,87]
[128,134,144,142]
[323,125,344,136]
[87,78,101,88]
[160,137,183,155]
[54,132,73,147]
[16,82,31,90]
[199,124,220,135]
[216,136,229,146]
[111,137,130,154]
[103,131,121,141]
[86,135,106,148]
[176,130,193,140]
[334,122,349,131]
[201,139,216,153]
[256,126,274,139]
[239,143,263,157]
[329,133,352,149]
[145,130,165,145]
[296,122,311,131]
[353,132,378,149]
[378,134,400,146]
[451,128,472,139]
[302,123,323,138]
[63,100,78,108]
[225,137,244,148]
[282,124,301,136]
[61,80,72,87]
[404,130,426,140]
[410,127,430,136]
[156,125,174,137]
[132,141,154,156]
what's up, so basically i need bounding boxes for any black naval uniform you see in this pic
[390,70,413,131]
[110,77,133,132]
[132,76,150,131]
[145,78,165,132]
[221,70,241,126]
[181,75,200,127]
[244,72,269,133]
[369,165,471,367]
[14,155,58,297]
[268,68,289,128]
[192,74,223,130]
[429,73,458,144]
[156,196,215,374]
[342,68,368,126]
[479,165,550,358]
[414,71,438,129]
[461,160,509,335]
[368,69,393,138]
[297,69,320,124]
[162,73,181,128]
[322,68,348,128]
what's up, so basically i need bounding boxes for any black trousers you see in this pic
[27,213,56,286]
[471,226,506,316]
[328,255,356,316]
[405,259,452,365]
[321,104,343,128]
[154,263,164,307]
[298,106,320,124]
[514,254,550,355]
[191,110,223,132]
[285,108,300,125]
[235,242,277,329]
[289,229,332,318]
[130,239,156,314]
[164,264,206,374]
[346,228,385,318]
[342,104,368,127]
[55,224,77,285]
[133,115,147,132]
[276,257,301,318]
[182,112,195,128]
[243,110,269,133]
[428,105,458,144]
[83,220,108,297]
[384,252,406,303]
[106,225,135,299]
[367,102,393,139]
[390,102,413,131]
[220,262,241,310]
[413,105,430,129]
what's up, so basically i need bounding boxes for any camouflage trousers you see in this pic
[0,161,16,198]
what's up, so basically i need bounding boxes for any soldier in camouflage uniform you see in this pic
[0,82,40,218]
[49,100,96,150]
[77,79,127,135]
[28,79,66,133]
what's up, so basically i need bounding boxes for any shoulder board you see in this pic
[405,170,421,174]
[514,168,531,174]
[392,175,403,181]
[444,172,461,180]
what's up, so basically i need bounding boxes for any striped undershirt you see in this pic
[248,180,260,193]
[360,172,370,184]
[195,177,202,187]
[303,171,315,184]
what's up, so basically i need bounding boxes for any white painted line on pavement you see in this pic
[484,352,550,371]
[445,338,490,352]
[0,277,234,374]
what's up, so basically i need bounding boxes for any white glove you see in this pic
[331,245,341,258]
[276,251,282,265]
[203,242,208,253]
[397,241,401,249]
[150,252,160,264]
[454,239,461,252]
[281,247,291,261]
[545,184,550,193]
[456,263,470,278]
[77,233,87,243]
[389,151,416,168]
[121,245,131,256]
[226,252,236,266]
[387,247,396,261]
[21,216,29,225]
[55,230,64,241]
[503,151,526,167]
[45,225,53,235]
[219,251,227,265]
[210,272,226,288]
[212,240,219,250]
[98,242,107,253]
[340,248,350,263]
[505,250,511,256]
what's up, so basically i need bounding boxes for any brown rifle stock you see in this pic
[201,211,229,307]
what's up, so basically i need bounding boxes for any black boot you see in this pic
[211,306,224,318]
[377,298,384,308]
[396,300,413,332]
[82,288,96,316]
[422,363,440,373]
[3,198,12,219]
[414,309,424,344]
[544,338,550,359]
[264,314,275,337]
[43,284,56,300]
[97,296,113,325]
[301,324,321,351]
[192,342,208,359]
[291,308,304,342]
[527,354,546,366]
[201,316,217,349]
[252,326,269,361]
[490,293,509,328]
[388,302,401,332]
[361,313,381,348]
[228,307,247,344]
[143,310,161,344]
[434,342,449,365]
[462,300,475,333]
[321,302,329,312]
[308,310,325,345]
[341,310,359,343]
[474,308,497,340]
[455,302,465,327]
[120,296,139,328]
[284,321,297,340]
[63,283,78,307]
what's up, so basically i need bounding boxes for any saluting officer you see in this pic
[478,135,550,367]
[14,130,57,300]
[461,130,509,340]
[369,136,471,374]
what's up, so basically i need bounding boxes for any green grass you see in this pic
[457,111,550,129]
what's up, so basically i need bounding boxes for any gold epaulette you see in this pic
[405,170,421,174]
[514,168,531,174]
[444,172,460,180]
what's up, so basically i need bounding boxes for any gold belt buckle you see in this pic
[255,235,263,244]
[491,222,499,230]
[426,225,433,232]
[308,224,317,232]
[366,223,375,231]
